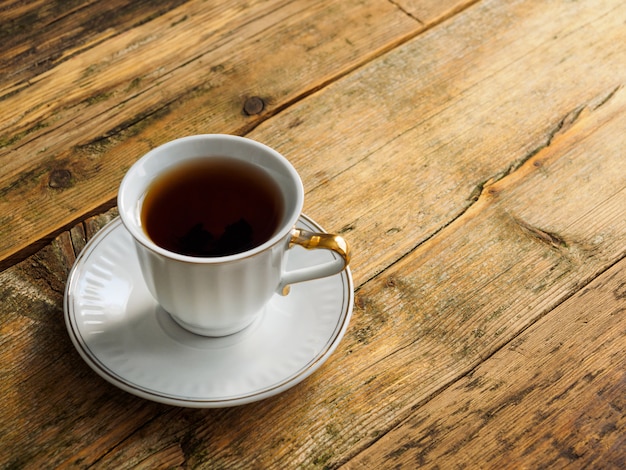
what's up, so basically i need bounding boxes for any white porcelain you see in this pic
[118,134,349,336]
[64,216,353,408]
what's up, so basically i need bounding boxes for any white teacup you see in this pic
[118,134,350,336]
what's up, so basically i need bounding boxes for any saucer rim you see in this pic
[64,215,354,408]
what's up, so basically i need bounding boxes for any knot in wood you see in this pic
[49,169,72,188]
[243,96,265,115]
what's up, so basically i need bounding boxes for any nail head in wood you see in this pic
[49,169,72,188]
[243,96,265,115]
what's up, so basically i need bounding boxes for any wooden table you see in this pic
[2,1,625,468]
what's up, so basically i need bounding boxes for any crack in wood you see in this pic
[510,216,568,251]
[77,101,175,151]
[69,222,88,259]
[345,83,626,466]
[86,408,173,469]
[362,86,620,290]
[0,199,117,273]
[590,84,622,111]
[387,0,425,25]
[466,84,623,207]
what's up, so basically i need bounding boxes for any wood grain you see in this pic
[2,39,625,470]
[0,0,189,88]
[249,0,626,284]
[1,0,626,468]
[0,0,425,269]
[342,259,626,469]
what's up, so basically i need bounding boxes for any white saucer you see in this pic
[64,215,353,408]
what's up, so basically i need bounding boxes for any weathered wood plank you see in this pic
[0,210,153,470]
[320,88,624,468]
[0,0,424,269]
[0,0,190,88]
[77,72,626,469]
[2,0,625,468]
[342,259,626,469]
[250,0,626,283]
[4,0,474,91]
[2,44,624,470]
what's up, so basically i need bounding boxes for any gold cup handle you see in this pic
[279,228,351,295]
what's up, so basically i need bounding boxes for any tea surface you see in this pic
[141,157,284,257]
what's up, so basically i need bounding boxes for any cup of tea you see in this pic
[118,134,350,336]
